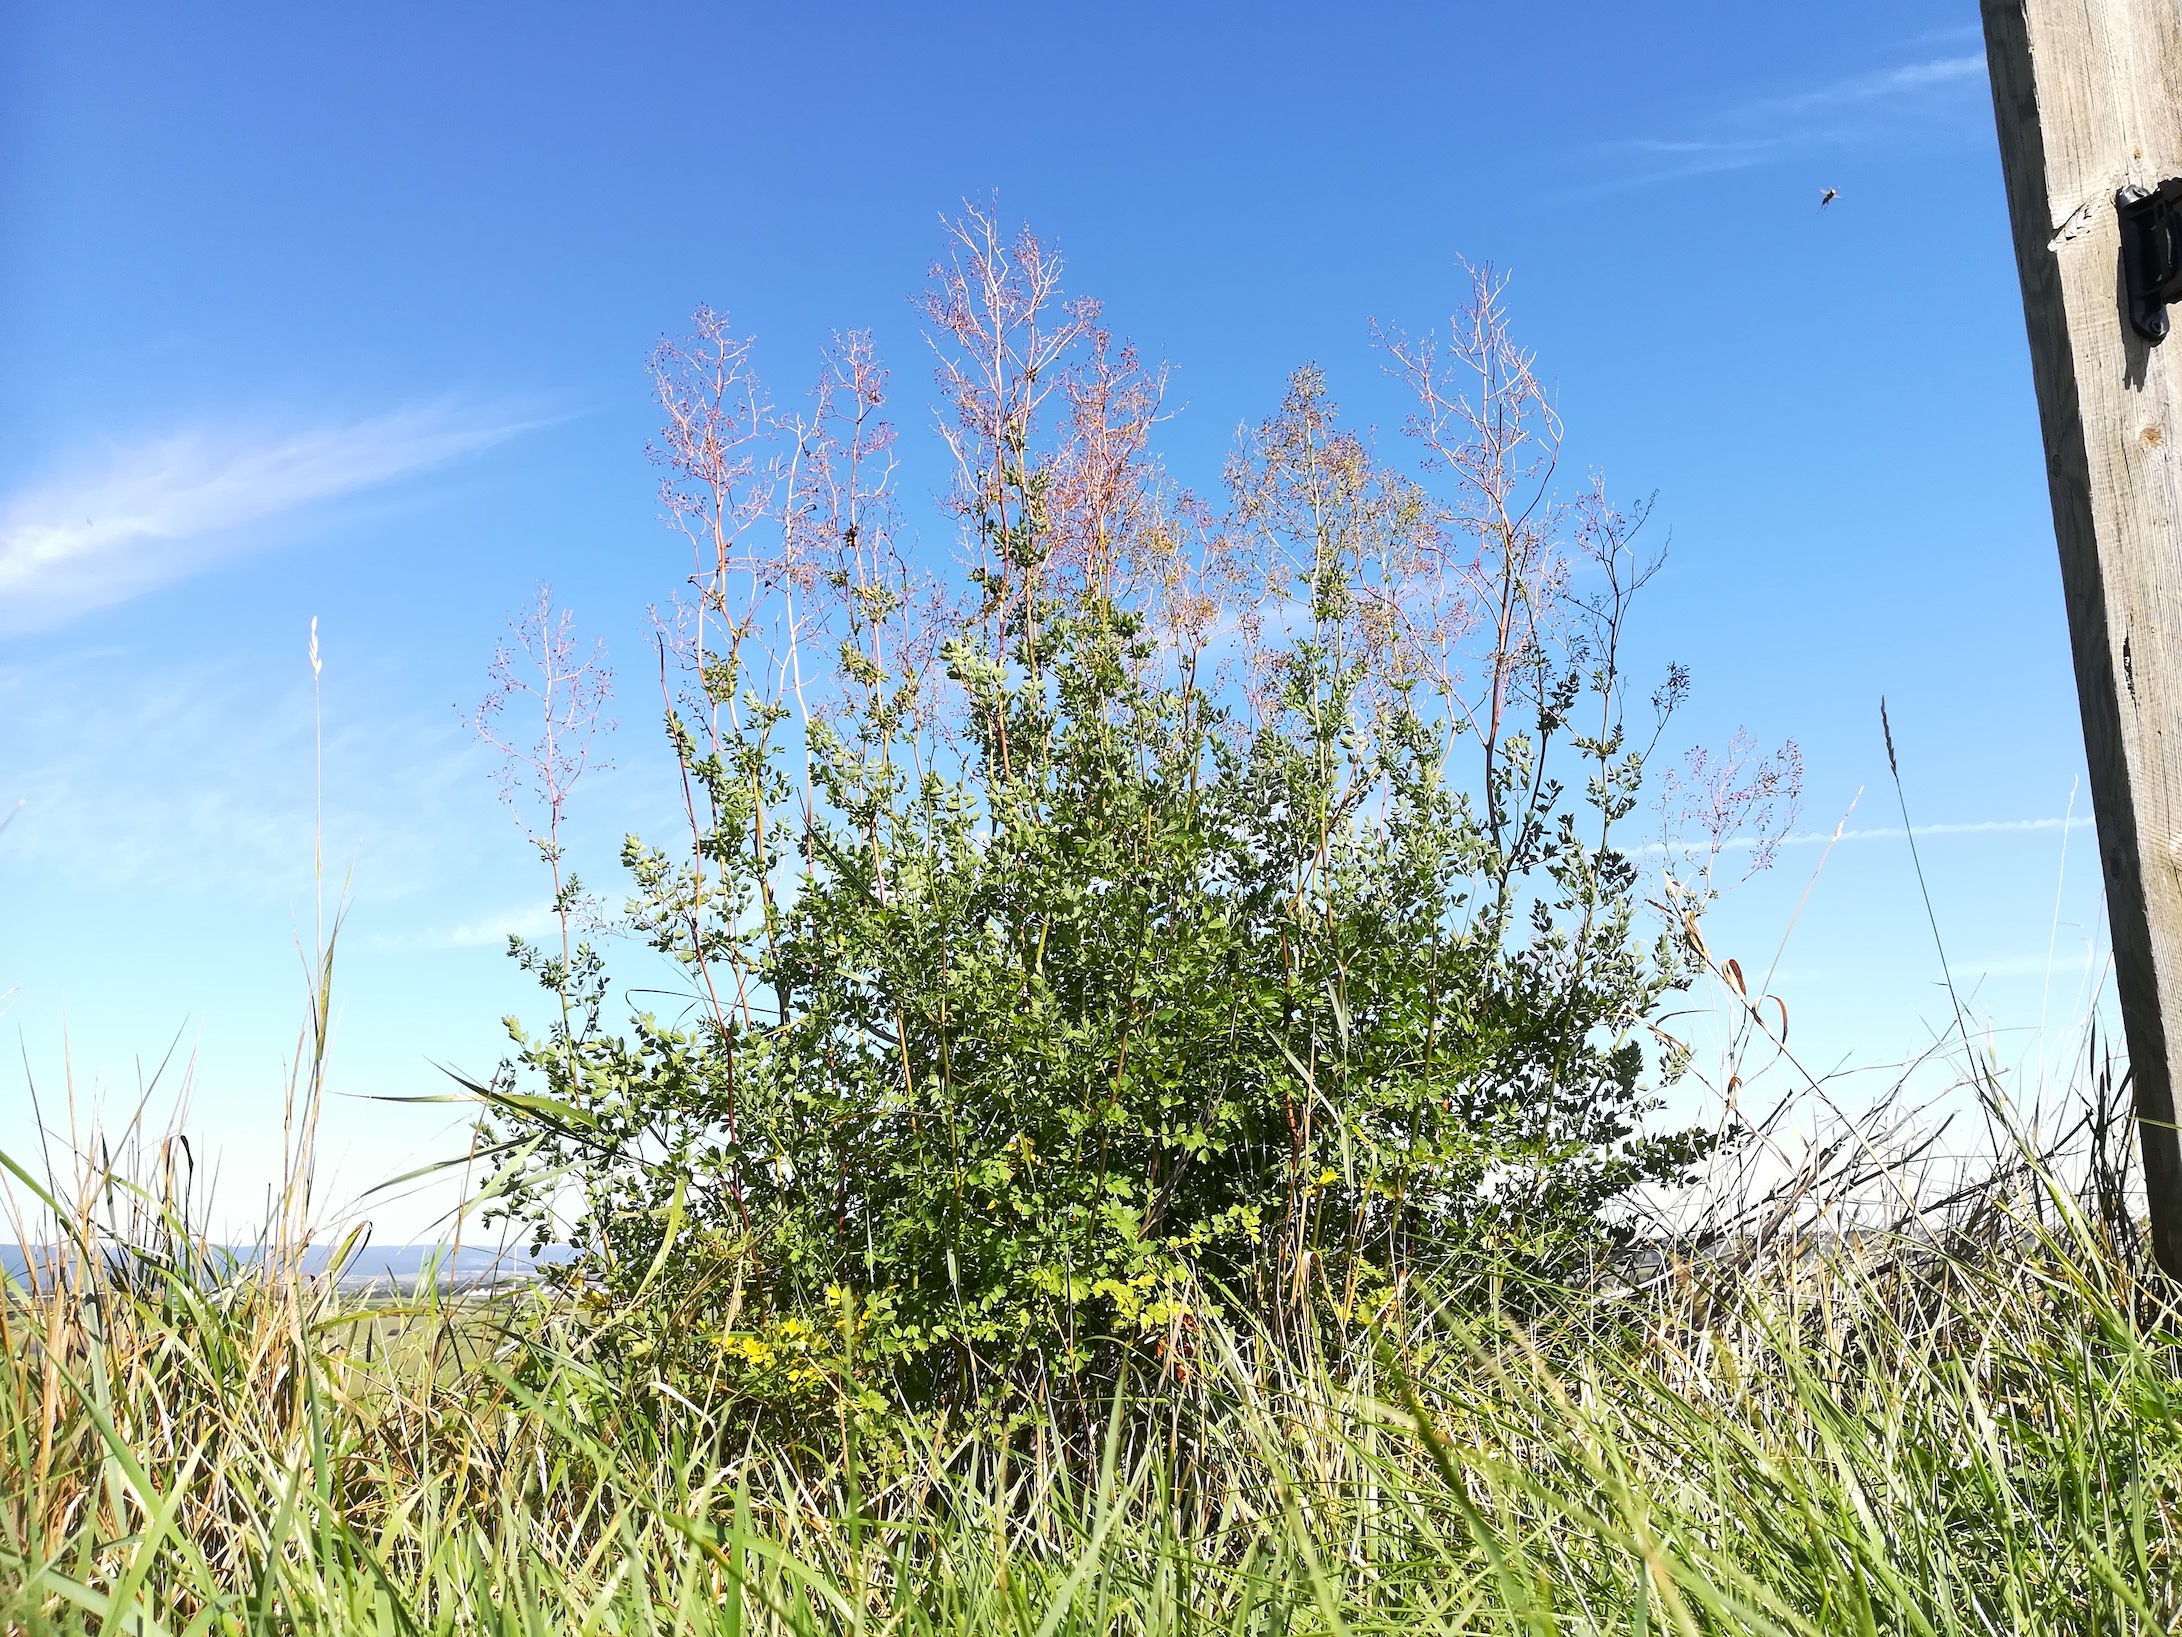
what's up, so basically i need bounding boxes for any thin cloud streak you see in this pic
[1633,815,2092,859]
[1953,946,2102,980]
[1584,52,1989,196]
[0,404,531,633]
[1588,149,1781,189]
[369,905,562,953]
[1778,815,2093,845]
[1739,53,1986,120]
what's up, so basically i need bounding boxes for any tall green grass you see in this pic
[4,1069,2177,1634]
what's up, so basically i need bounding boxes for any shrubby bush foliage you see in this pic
[473,211,1789,1416]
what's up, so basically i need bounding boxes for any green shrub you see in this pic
[475,215,1774,1417]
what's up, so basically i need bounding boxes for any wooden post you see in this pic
[1983,0,2182,1275]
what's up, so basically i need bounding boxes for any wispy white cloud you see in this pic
[1950,945,2103,980]
[1740,53,1985,121]
[369,905,562,954]
[1589,52,1989,194]
[1890,23,1981,52]
[0,404,530,633]
[1776,814,2091,847]
[0,644,492,897]
[1590,139,1786,188]
[1632,815,2092,859]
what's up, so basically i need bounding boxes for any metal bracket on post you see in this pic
[2120,179,2182,341]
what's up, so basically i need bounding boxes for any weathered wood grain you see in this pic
[1983,0,2182,1274]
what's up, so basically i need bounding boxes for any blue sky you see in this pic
[0,3,2106,1236]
